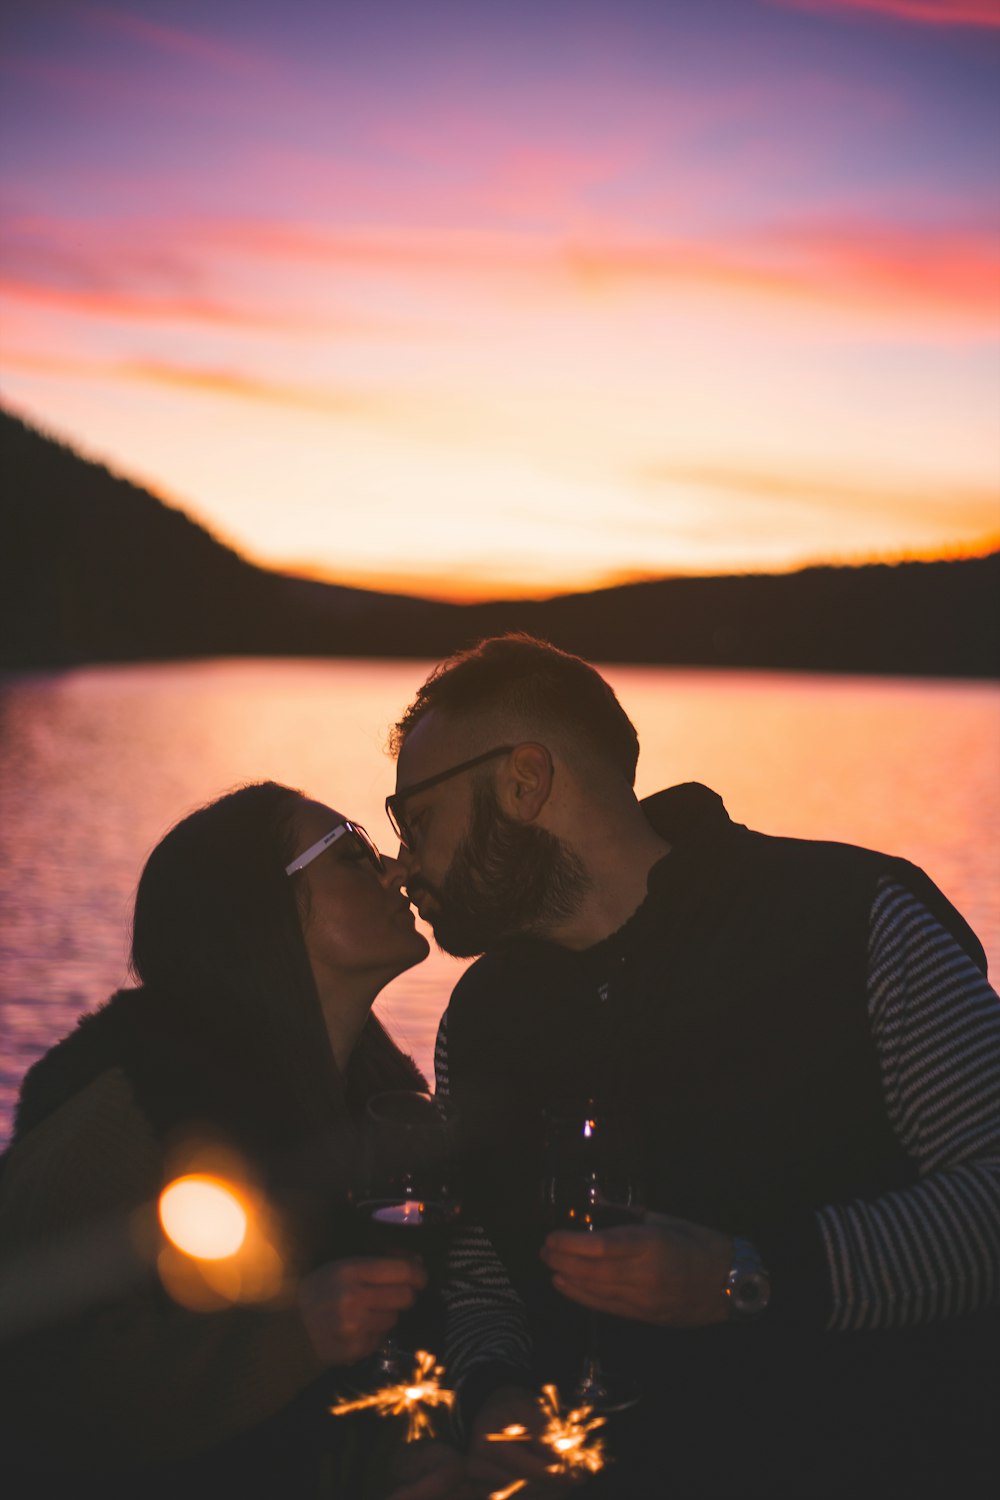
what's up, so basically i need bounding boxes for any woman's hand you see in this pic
[297,1255,427,1365]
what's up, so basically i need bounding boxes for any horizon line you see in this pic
[3,401,997,608]
[280,538,1000,606]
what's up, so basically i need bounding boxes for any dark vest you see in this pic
[447,785,996,1499]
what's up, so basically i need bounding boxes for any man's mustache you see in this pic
[404,877,443,905]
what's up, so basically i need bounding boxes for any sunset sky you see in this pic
[2,0,998,599]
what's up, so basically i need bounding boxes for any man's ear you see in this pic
[496,742,553,823]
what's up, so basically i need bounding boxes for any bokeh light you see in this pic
[158,1174,248,1260]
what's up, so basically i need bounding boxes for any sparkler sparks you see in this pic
[486,1383,607,1497]
[330,1349,455,1443]
[490,1483,530,1500]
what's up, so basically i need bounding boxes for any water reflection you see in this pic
[1,659,997,1144]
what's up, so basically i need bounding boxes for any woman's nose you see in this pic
[380,853,408,885]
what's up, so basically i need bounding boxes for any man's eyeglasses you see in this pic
[285,820,385,877]
[386,745,515,849]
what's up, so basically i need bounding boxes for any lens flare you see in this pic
[158,1174,248,1260]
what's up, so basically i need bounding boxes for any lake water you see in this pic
[1,658,998,1146]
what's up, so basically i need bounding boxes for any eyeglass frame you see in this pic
[385,745,517,849]
[285,819,385,877]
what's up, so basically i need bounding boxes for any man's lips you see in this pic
[405,885,438,922]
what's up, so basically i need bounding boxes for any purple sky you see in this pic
[2,0,998,596]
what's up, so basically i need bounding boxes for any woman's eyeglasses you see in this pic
[285,820,385,877]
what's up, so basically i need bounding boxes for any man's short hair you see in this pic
[390,633,640,785]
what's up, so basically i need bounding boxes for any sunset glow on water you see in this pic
[1,658,997,1145]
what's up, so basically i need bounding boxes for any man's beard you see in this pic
[418,783,590,958]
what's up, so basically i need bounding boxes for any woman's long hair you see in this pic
[130,781,423,1160]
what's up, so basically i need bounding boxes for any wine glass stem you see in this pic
[374,1333,402,1378]
[576,1314,608,1405]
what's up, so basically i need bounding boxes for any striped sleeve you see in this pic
[817,878,1000,1331]
[435,1009,532,1394]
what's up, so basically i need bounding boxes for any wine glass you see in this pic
[541,1100,644,1412]
[358,1090,462,1378]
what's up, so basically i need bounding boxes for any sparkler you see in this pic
[330,1349,455,1443]
[486,1383,607,1498]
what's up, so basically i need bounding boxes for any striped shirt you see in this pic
[820,878,1000,1329]
[438,877,1000,1386]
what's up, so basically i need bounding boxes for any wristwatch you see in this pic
[724,1236,771,1321]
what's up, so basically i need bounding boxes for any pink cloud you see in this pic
[757,217,1000,319]
[0,274,315,333]
[772,0,1000,27]
[202,219,539,271]
[197,213,1000,328]
[528,220,996,331]
[0,213,425,333]
[557,215,1000,329]
[0,211,211,298]
[81,3,271,74]
[3,203,996,340]
[0,52,174,107]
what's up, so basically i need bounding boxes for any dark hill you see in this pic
[0,408,456,666]
[457,558,1000,678]
[1,407,997,677]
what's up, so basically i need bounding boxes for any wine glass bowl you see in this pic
[359,1090,462,1269]
[357,1090,463,1377]
[541,1106,645,1234]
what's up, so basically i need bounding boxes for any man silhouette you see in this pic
[389,634,999,1499]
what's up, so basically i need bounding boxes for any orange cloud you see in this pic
[119,359,371,415]
[772,0,1000,26]
[640,460,1000,531]
[0,346,374,416]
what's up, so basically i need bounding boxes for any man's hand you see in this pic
[297,1255,427,1365]
[541,1215,733,1328]
[467,1386,583,1496]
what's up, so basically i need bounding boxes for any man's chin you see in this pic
[428,914,488,960]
